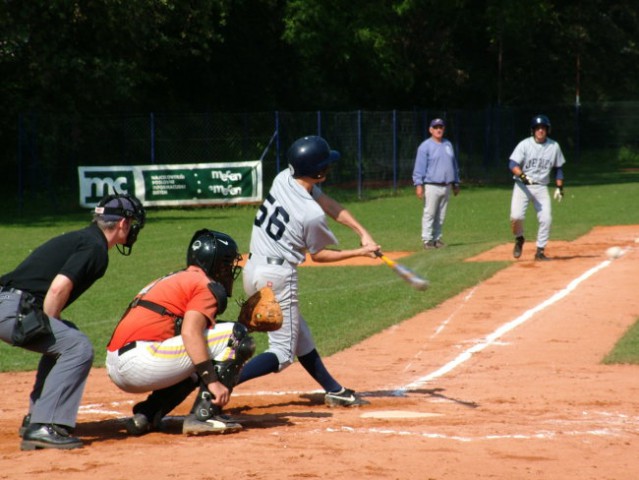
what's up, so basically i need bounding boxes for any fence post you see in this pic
[17,114,24,212]
[150,112,156,164]
[392,109,398,192]
[357,110,362,199]
[317,110,322,137]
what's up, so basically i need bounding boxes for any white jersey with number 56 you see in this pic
[249,169,338,265]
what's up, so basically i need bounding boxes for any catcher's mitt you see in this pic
[237,287,283,332]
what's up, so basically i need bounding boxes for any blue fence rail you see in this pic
[9,103,639,210]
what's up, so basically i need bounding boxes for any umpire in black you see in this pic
[0,193,145,450]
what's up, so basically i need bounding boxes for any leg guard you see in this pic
[190,323,256,419]
[214,322,256,392]
[134,376,199,421]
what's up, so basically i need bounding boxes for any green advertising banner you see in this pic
[78,161,262,207]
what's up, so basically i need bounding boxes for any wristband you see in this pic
[194,359,218,384]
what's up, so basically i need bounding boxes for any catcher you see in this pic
[106,229,281,436]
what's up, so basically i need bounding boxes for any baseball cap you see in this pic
[430,118,446,128]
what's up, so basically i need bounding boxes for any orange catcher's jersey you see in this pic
[107,266,218,351]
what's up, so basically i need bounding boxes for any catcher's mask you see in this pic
[187,229,242,297]
[287,135,340,179]
[94,193,146,256]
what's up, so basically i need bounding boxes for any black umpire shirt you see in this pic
[0,223,109,310]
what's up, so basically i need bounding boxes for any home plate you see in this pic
[361,410,442,419]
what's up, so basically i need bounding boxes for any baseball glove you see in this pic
[237,287,283,332]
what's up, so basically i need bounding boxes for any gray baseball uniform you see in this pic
[243,169,337,368]
[510,136,566,248]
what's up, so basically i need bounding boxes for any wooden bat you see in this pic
[374,251,429,291]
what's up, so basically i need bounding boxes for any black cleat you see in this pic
[513,236,525,259]
[534,247,550,261]
[325,388,370,407]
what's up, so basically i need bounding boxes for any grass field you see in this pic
[1,172,638,371]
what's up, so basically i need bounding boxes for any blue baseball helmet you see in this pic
[530,114,551,133]
[287,135,340,179]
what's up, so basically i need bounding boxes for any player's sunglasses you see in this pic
[431,125,444,130]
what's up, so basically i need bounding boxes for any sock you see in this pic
[237,352,280,384]
[297,349,341,393]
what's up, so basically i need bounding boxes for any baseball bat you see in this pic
[374,250,429,291]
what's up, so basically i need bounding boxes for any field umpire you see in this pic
[0,193,145,451]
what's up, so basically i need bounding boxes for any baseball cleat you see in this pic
[423,241,437,250]
[434,239,446,248]
[182,413,242,435]
[534,247,550,261]
[21,424,83,450]
[513,236,525,259]
[325,388,370,407]
[125,412,159,436]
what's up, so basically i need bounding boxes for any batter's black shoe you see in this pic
[535,247,550,261]
[513,236,525,259]
[325,388,370,407]
[21,424,83,451]
[434,239,446,248]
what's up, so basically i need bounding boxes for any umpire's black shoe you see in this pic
[513,236,525,259]
[534,247,550,261]
[21,423,83,450]
[18,413,31,437]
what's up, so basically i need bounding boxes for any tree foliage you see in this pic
[1,0,638,118]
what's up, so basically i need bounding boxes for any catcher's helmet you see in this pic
[287,135,340,179]
[186,229,242,296]
[530,114,551,133]
[94,193,146,256]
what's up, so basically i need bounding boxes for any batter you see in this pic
[238,135,380,407]
[509,114,566,260]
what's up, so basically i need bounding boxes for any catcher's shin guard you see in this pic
[215,323,256,392]
[193,389,218,421]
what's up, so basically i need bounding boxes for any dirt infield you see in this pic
[1,226,638,479]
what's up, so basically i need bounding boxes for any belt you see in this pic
[0,286,24,295]
[118,341,137,356]
[425,182,449,186]
[248,253,285,265]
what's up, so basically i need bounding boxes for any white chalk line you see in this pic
[401,258,613,391]
[318,425,622,442]
[430,287,477,338]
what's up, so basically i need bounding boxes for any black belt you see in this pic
[425,182,449,186]
[248,253,285,265]
[118,341,137,356]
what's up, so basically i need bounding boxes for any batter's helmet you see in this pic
[94,193,146,256]
[287,135,340,179]
[187,229,242,297]
[530,114,551,133]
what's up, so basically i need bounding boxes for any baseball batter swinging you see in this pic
[509,114,566,260]
[238,135,380,407]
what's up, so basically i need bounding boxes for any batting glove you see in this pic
[519,173,533,185]
[553,186,564,202]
